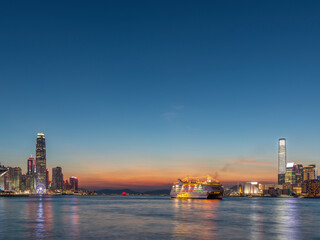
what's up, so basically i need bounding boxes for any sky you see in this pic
[1,1,320,190]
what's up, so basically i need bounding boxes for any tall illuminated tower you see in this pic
[36,133,46,192]
[27,156,35,175]
[278,138,286,184]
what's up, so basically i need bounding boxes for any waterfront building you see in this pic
[303,165,316,181]
[302,179,320,197]
[0,165,8,190]
[63,180,70,190]
[13,167,22,191]
[3,168,12,190]
[3,167,22,192]
[278,138,286,184]
[46,169,49,189]
[295,164,304,185]
[20,174,33,192]
[70,176,79,192]
[284,163,306,187]
[243,182,259,195]
[52,167,63,190]
[26,156,37,192]
[285,162,296,184]
[259,184,283,191]
[36,133,47,191]
[293,186,302,194]
[27,156,35,175]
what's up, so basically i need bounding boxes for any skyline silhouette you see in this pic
[1,1,320,189]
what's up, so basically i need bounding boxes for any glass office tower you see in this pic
[36,133,46,192]
[278,138,286,184]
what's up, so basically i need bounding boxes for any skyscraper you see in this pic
[285,162,296,184]
[36,133,46,191]
[52,167,63,191]
[70,176,79,192]
[278,138,286,184]
[13,167,22,192]
[303,165,316,181]
[27,156,35,175]
[46,169,49,189]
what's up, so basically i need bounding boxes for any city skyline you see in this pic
[1,1,320,190]
[1,132,319,190]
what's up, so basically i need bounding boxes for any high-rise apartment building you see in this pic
[36,133,46,191]
[13,167,22,191]
[278,138,286,184]
[5,167,15,191]
[52,167,63,190]
[4,167,21,191]
[70,176,79,192]
[21,174,33,192]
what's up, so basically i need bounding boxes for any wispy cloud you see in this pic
[163,112,177,120]
[234,158,274,166]
[162,105,184,120]
[172,105,184,110]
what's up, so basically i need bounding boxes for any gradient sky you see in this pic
[1,1,320,190]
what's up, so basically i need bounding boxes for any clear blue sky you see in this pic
[1,1,320,189]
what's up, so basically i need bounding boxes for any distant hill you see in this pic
[96,189,141,195]
[95,188,170,195]
[143,189,170,195]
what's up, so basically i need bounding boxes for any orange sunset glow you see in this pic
[63,157,277,190]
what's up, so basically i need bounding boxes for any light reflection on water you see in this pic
[0,196,320,239]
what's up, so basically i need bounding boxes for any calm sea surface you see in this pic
[0,196,320,240]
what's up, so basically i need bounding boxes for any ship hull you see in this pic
[170,192,223,199]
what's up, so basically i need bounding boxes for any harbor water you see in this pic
[0,196,319,239]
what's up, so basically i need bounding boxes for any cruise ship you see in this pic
[170,176,224,199]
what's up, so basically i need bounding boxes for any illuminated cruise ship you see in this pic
[170,176,224,199]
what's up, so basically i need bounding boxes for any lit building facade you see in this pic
[284,163,305,186]
[302,179,320,197]
[295,164,303,185]
[3,167,21,191]
[70,176,79,192]
[285,163,296,184]
[52,167,63,190]
[27,156,35,175]
[46,169,49,189]
[20,174,34,192]
[26,156,36,192]
[13,167,22,191]
[278,138,286,184]
[244,182,259,195]
[36,133,46,191]
[303,165,316,181]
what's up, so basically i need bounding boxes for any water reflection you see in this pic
[35,198,45,238]
[69,197,80,238]
[172,199,220,239]
[1,196,320,239]
[248,199,263,240]
[26,197,53,239]
[274,198,300,240]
